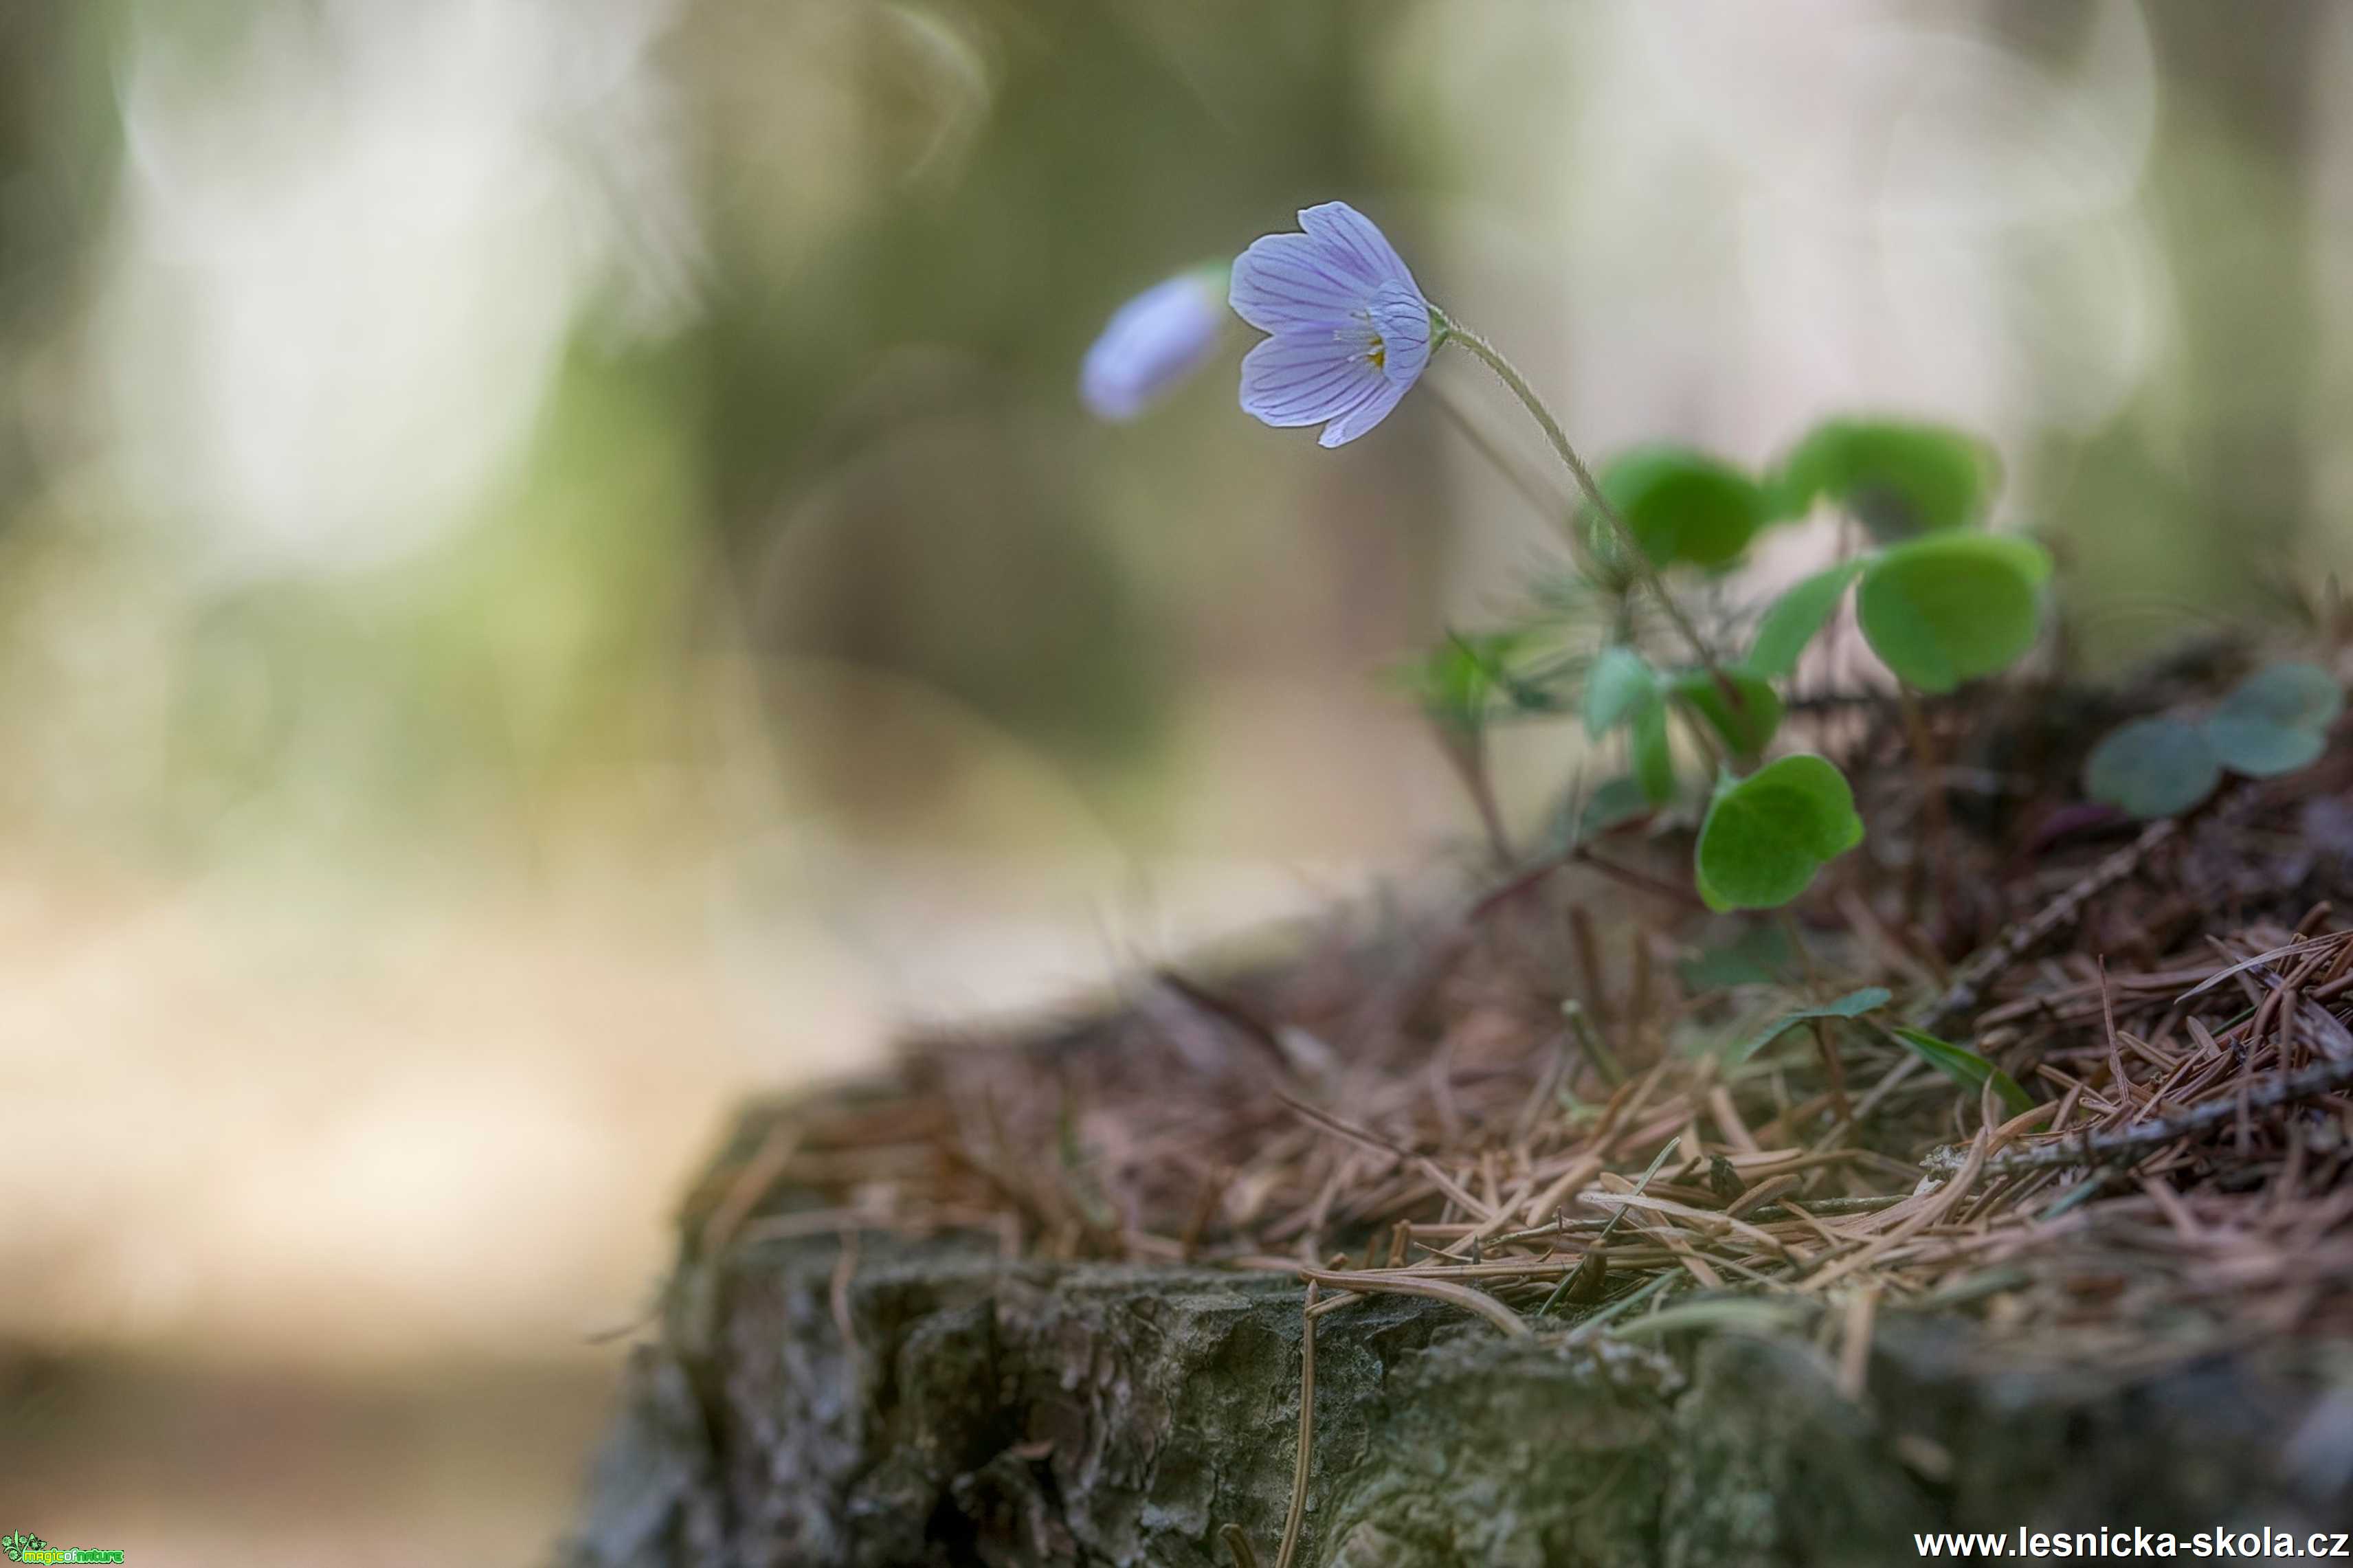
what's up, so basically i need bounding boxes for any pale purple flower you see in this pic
[1230,202,1434,448]
[1081,269,1227,421]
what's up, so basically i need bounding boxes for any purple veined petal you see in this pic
[1240,332,1383,427]
[1229,232,1370,334]
[1365,279,1431,388]
[1297,201,1420,299]
[1242,334,1374,421]
[1080,271,1226,421]
[1316,374,1411,447]
[1229,200,1431,447]
[1238,331,1376,392]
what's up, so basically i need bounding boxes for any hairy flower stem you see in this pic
[1436,313,1728,686]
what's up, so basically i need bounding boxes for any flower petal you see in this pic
[1229,232,1368,333]
[1228,201,1431,447]
[1366,280,1431,388]
[1316,374,1411,447]
[1240,333,1383,427]
[1298,201,1420,297]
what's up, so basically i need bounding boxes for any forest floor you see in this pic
[656,635,2353,1560]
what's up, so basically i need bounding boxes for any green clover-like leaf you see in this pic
[1694,754,1865,912]
[1768,418,2003,539]
[2083,716,2222,820]
[1590,445,1768,570]
[1855,533,2052,693]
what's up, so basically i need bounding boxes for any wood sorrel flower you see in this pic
[1081,267,1228,421]
[1230,202,1434,447]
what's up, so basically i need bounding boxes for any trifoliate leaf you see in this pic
[1885,1025,2033,1115]
[1747,560,1865,679]
[1730,986,1893,1062]
[1768,418,2003,539]
[1667,669,1783,757]
[2083,717,2221,819]
[1693,754,1865,912]
[1592,445,1768,570]
[1583,647,1658,738]
[1855,533,2052,693]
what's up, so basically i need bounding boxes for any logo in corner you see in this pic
[0,1536,120,1564]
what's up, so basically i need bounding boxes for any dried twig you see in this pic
[1921,1055,2353,1176]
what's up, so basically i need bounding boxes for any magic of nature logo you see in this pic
[1,1534,122,1564]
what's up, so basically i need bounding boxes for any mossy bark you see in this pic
[561,1224,2353,1567]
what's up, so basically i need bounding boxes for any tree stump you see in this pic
[559,1113,2353,1567]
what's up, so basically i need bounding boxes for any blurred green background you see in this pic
[1,0,2349,1560]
